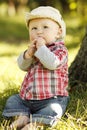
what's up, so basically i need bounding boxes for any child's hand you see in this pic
[24,38,46,59]
[35,37,46,49]
[24,40,36,59]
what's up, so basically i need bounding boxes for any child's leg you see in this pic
[21,123,36,130]
[20,95,69,130]
[31,96,69,127]
[2,94,30,117]
[21,123,44,130]
[2,94,30,128]
[10,115,30,129]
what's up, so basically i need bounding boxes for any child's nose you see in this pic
[37,28,43,34]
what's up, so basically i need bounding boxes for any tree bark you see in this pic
[69,27,87,92]
[8,0,16,16]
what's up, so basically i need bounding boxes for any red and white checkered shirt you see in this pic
[19,42,68,100]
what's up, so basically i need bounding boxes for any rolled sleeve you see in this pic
[17,52,33,71]
[34,45,60,70]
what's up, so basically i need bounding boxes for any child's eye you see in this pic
[32,27,37,30]
[43,26,48,29]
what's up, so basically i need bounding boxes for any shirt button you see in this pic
[54,96,57,98]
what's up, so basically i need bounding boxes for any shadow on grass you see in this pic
[68,84,87,118]
[0,16,28,43]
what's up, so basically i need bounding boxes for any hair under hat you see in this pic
[25,6,66,38]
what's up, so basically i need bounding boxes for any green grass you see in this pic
[0,14,87,130]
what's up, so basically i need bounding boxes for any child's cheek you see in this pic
[30,36,35,42]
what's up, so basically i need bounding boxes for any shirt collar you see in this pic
[46,40,64,47]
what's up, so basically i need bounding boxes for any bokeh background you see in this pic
[0,0,87,129]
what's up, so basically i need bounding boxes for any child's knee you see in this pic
[5,94,19,109]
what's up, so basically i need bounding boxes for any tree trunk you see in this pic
[69,27,87,92]
[8,0,16,16]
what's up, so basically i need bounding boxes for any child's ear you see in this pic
[56,28,62,39]
[58,27,62,37]
[58,27,62,35]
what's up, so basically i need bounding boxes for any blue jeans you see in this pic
[2,94,69,126]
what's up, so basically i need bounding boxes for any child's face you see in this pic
[29,18,62,45]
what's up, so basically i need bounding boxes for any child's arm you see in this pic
[34,38,68,70]
[17,41,36,71]
[17,52,33,71]
[35,45,68,70]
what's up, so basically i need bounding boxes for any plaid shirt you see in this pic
[19,42,68,100]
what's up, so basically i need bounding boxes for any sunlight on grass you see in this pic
[0,41,27,56]
[0,42,27,93]
[0,58,25,93]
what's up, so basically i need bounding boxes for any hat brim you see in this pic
[25,13,60,27]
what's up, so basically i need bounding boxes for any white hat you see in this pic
[25,6,66,38]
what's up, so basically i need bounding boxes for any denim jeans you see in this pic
[2,94,69,126]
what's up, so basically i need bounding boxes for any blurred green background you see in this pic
[0,0,87,129]
[0,0,87,65]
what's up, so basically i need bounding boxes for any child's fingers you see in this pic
[28,39,37,48]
